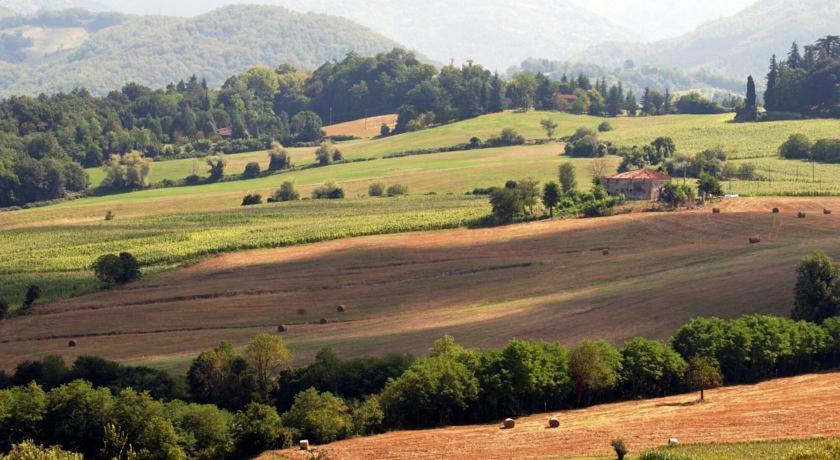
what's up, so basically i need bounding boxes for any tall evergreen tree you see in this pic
[663,88,672,114]
[788,43,802,69]
[736,76,758,122]
[488,73,505,113]
[764,55,780,112]
[642,88,653,115]
[624,90,637,116]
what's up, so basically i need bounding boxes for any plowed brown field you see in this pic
[3,197,840,370]
[261,372,840,460]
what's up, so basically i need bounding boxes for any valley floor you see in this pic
[261,372,840,459]
[3,197,840,372]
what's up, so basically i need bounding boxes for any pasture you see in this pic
[4,197,840,372]
[84,112,839,186]
[260,372,840,459]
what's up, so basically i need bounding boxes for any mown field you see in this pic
[261,372,840,459]
[4,197,840,373]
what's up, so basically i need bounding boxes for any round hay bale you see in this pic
[772,208,780,214]
[602,249,609,256]
[798,212,806,218]
[299,440,310,451]
[548,417,560,428]
[749,237,761,244]
[712,208,721,214]
[276,325,286,333]
[296,308,307,316]
[669,437,679,446]
[503,418,515,429]
[825,209,832,215]
[319,318,328,325]
[67,339,77,348]
[336,305,346,313]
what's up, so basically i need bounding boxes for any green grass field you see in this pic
[0,195,488,306]
[642,437,840,459]
[84,112,840,186]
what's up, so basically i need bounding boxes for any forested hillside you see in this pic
[0,5,399,95]
[574,0,840,81]
[515,59,744,101]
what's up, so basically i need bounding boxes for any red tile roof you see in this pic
[607,169,671,181]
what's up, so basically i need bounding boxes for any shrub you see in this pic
[282,388,353,444]
[697,173,723,196]
[104,210,114,221]
[184,174,202,185]
[242,162,261,179]
[380,123,391,137]
[315,143,334,166]
[598,121,614,132]
[810,139,840,163]
[312,182,344,199]
[351,396,384,436]
[241,194,262,206]
[332,149,344,162]
[386,184,408,197]
[368,182,385,197]
[0,298,8,320]
[19,285,41,313]
[2,441,82,460]
[638,450,691,460]
[779,134,812,159]
[206,155,226,182]
[611,439,629,460]
[566,134,605,157]
[660,183,695,207]
[486,128,525,147]
[271,182,299,202]
[268,143,292,171]
[92,253,141,286]
[233,402,284,457]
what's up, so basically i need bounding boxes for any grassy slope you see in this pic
[85,112,840,186]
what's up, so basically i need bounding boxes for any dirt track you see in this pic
[3,197,840,369]
[262,372,840,460]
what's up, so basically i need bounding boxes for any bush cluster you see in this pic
[779,134,840,163]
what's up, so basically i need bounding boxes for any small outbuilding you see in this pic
[602,169,671,201]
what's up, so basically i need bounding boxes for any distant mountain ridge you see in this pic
[265,0,641,71]
[0,5,400,95]
[573,0,840,80]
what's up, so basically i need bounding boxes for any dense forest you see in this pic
[0,5,399,96]
[764,36,840,118]
[0,46,728,208]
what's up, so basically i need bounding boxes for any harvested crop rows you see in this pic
[3,197,840,372]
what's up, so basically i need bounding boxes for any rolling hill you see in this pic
[0,5,400,95]
[262,372,840,459]
[574,0,840,80]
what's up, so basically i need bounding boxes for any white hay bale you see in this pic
[668,437,679,446]
[299,440,310,451]
[503,418,515,429]
[548,417,560,428]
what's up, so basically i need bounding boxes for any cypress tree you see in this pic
[764,55,780,112]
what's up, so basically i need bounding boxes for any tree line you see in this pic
[2,251,839,457]
[1,45,725,208]
[737,35,839,121]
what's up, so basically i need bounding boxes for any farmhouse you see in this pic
[602,169,671,201]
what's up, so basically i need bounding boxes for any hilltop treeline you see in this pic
[764,36,840,118]
[0,47,702,208]
[2,309,838,457]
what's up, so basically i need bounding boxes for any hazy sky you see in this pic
[70,0,758,41]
